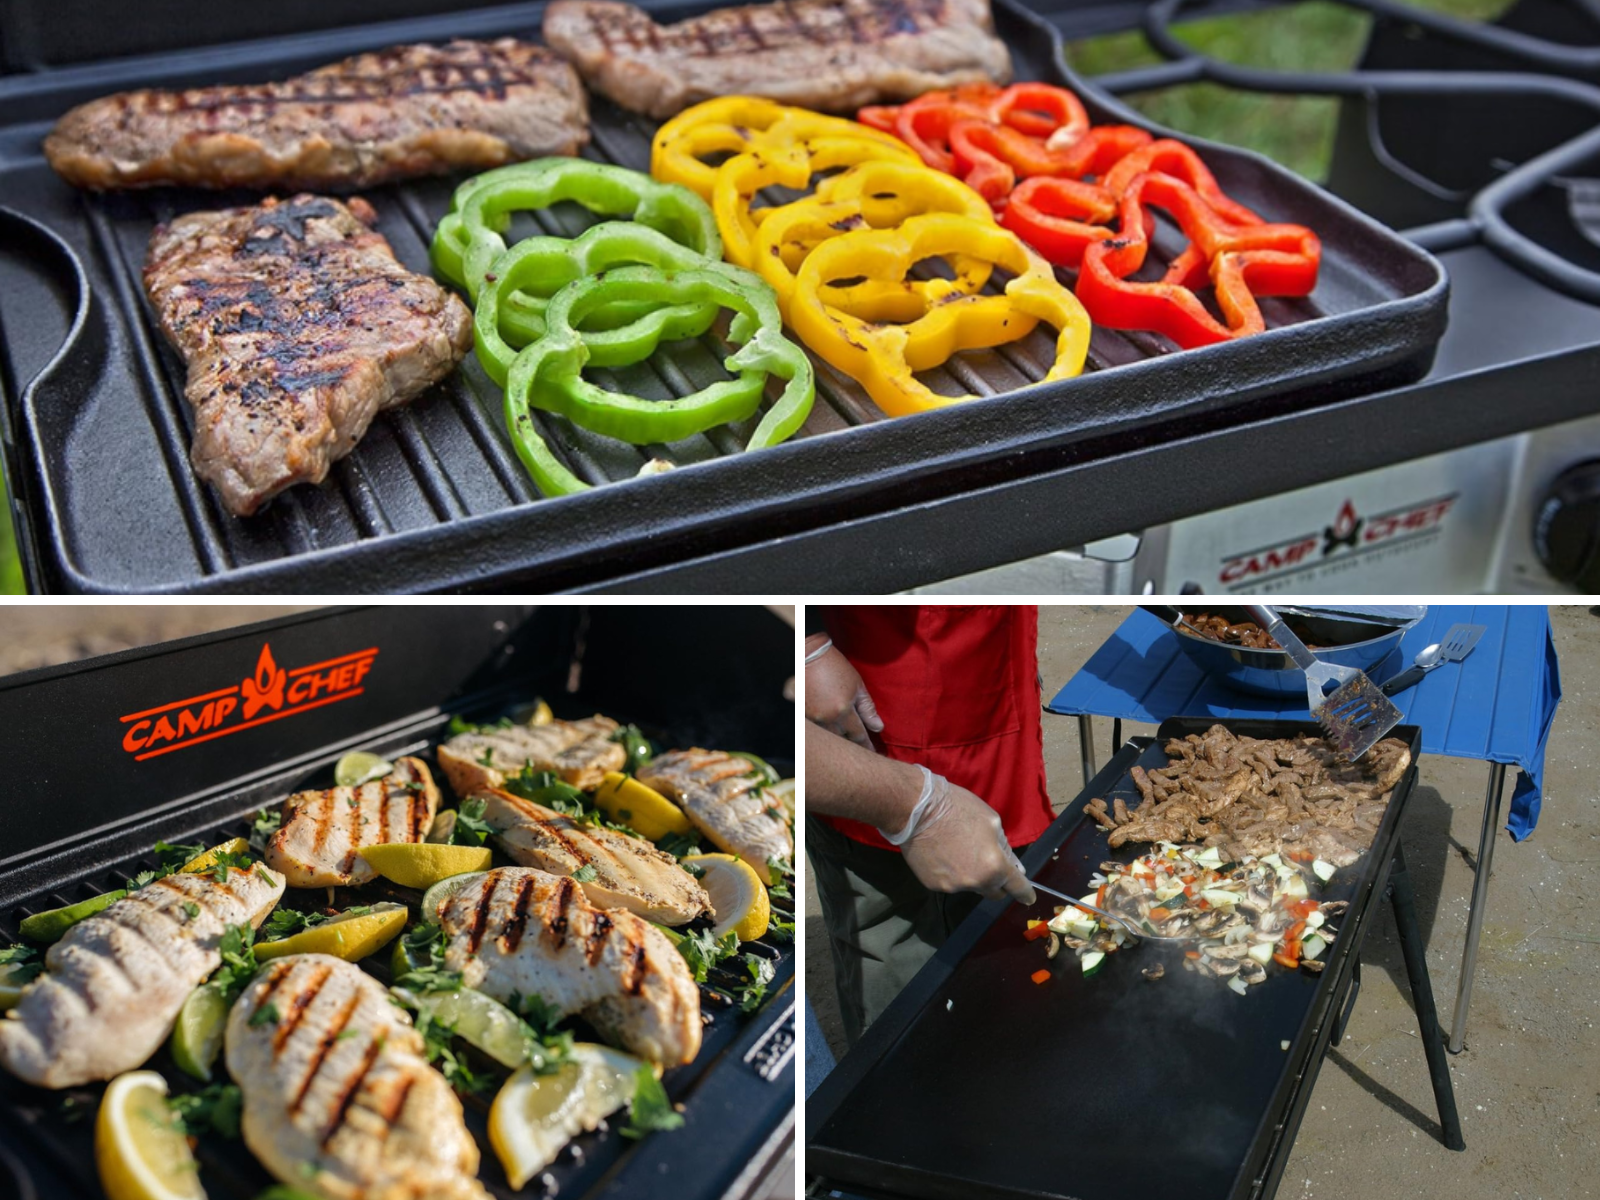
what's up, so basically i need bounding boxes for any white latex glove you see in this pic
[883,767,1036,905]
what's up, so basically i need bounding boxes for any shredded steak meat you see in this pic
[45,40,588,192]
[1087,725,1411,867]
[143,195,472,516]
[542,0,1012,119]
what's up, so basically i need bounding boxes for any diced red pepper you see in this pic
[1031,969,1052,985]
[1196,899,1210,911]
[1149,907,1173,921]
[1096,884,1108,908]
[1287,899,1320,919]
[1185,950,1201,960]
[1023,922,1053,941]
[1273,951,1300,970]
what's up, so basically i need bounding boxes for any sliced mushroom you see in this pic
[1210,959,1241,976]
[1046,933,1061,959]
[1240,961,1267,985]
[1142,963,1165,981]
[1301,959,1325,974]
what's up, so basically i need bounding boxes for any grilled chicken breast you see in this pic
[470,788,711,925]
[0,865,285,1089]
[638,750,792,883]
[144,194,472,517]
[439,868,701,1065]
[45,39,588,192]
[437,716,626,796]
[228,954,488,1200]
[265,756,440,888]
[543,0,1012,119]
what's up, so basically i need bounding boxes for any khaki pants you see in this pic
[806,815,985,1048]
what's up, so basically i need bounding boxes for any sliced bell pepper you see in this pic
[1023,922,1053,941]
[1000,176,1122,268]
[1031,968,1053,984]
[503,264,814,495]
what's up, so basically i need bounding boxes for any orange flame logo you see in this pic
[1322,499,1363,554]
[240,642,287,719]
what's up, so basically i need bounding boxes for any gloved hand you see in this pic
[804,635,884,749]
[884,767,1036,905]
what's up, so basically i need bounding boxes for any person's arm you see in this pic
[806,722,1036,904]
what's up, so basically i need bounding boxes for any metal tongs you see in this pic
[1027,879,1192,942]
[1246,603,1401,762]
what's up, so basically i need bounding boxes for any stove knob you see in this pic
[1533,461,1600,589]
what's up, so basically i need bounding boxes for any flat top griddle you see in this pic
[0,0,1446,592]
[807,718,1422,1200]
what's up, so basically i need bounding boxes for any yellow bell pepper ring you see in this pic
[754,161,999,321]
[788,213,1094,417]
[651,96,791,199]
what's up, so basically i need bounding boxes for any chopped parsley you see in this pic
[620,1066,683,1138]
[448,797,494,847]
[476,747,497,767]
[168,1082,241,1139]
[609,724,655,774]
[249,809,282,850]
[347,795,360,809]
[154,840,205,873]
[767,916,795,941]
[675,928,738,983]
[655,831,703,860]
[393,922,463,993]
[248,1001,281,1028]
[258,1187,323,1200]
[213,923,261,1003]
[503,767,643,838]
[571,865,598,883]
[506,992,575,1076]
[0,943,42,985]
[127,870,162,891]
[446,714,513,737]
[409,1006,488,1095]
[261,908,327,940]
[734,954,776,1013]
[767,857,794,901]
[182,902,201,920]
[202,849,254,883]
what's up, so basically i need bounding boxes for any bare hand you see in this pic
[804,636,883,749]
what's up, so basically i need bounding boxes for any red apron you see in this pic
[821,605,1053,851]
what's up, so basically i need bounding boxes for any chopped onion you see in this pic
[1228,976,1250,996]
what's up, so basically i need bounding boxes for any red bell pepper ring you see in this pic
[1001,175,1122,267]
[1101,139,1261,227]
[1075,171,1321,349]
[990,81,1089,143]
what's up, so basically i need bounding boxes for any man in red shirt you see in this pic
[806,605,1051,1046]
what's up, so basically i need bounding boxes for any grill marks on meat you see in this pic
[542,0,1012,119]
[0,865,285,1089]
[471,787,712,925]
[227,954,489,1200]
[45,40,588,191]
[143,195,472,516]
[436,715,627,795]
[439,867,702,1065]
[264,756,441,888]
[637,749,793,883]
[1088,725,1411,867]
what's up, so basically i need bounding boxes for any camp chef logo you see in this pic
[1218,494,1458,588]
[119,642,378,761]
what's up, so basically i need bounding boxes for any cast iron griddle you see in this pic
[807,718,1422,1200]
[0,0,1447,592]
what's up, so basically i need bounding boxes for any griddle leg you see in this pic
[1330,959,1361,1047]
[1449,761,1508,1054]
[1078,714,1097,787]
[1389,841,1466,1151]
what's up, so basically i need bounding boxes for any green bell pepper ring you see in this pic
[432,158,723,346]
[503,264,815,497]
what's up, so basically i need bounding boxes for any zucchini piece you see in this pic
[1312,859,1337,883]
[1247,943,1276,966]
[1301,934,1327,961]
[1081,950,1106,977]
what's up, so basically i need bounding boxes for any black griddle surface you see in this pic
[807,718,1421,1200]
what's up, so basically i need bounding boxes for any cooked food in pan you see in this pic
[228,953,490,1200]
[1179,611,1323,650]
[437,867,704,1065]
[472,787,714,924]
[542,0,1012,119]
[143,194,472,517]
[45,39,588,191]
[0,862,285,1088]
[264,756,441,888]
[1083,725,1410,866]
[638,750,794,883]
[437,714,626,794]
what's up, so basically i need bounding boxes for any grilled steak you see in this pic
[0,864,285,1089]
[264,757,441,888]
[143,194,472,516]
[439,867,702,1065]
[45,39,588,192]
[228,954,489,1200]
[542,0,1012,119]
[471,787,712,925]
[436,716,627,795]
[637,750,792,883]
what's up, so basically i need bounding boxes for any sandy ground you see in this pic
[0,605,319,675]
[805,603,1600,1200]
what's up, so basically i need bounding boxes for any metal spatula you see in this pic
[1247,603,1402,762]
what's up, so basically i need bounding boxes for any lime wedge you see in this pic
[169,981,229,1081]
[393,986,531,1069]
[426,809,458,845]
[335,751,393,788]
[419,871,489,925]
[20,890,126,943]
[768,778,796,818]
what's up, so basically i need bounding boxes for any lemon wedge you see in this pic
[684,854,769,941]
[253,902,407,962]
[356,843,493,890]
[489,1044,645,1188]
[592,773,691,841]
[335,751,393,788]
[169,980,230,1080]
[95,1070,206,1200]
[178,838,250,875]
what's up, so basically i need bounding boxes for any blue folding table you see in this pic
[1045,604,1561,1052]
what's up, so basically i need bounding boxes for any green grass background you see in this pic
[0,0,1510,594]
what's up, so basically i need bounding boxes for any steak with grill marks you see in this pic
[143,194,472,516]
[541,0,1012,119]
[45,39,588,192]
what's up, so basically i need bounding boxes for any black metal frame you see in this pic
[806,721,1461,1200]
